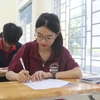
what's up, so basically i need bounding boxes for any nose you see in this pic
[41,37,47,43]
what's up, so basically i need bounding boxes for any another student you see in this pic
[6,13,82,82]
[0,23,23,70]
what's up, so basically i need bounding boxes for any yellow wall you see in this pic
[18,0,54,40]
[0,0,17,32]
[0,0,54,40]
[31,0,53,36]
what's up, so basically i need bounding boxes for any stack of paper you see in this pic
[80,75,100,84]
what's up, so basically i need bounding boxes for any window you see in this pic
[19,3,32,44]
[54,0,100,74]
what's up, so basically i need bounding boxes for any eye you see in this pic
[37,34,42,38]
[47,37,53,40]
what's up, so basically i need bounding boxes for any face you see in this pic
[36,26,57,49]
[2,38,14,48]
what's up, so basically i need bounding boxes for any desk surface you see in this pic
[0,79,100,100]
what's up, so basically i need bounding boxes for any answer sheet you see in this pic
[23,79,69,90]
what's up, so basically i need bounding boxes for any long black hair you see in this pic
[35,13,63,57]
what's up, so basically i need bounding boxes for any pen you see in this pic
[79,79,100,84]
[20,58,26,70]
[20,58,30,82]
[95,82,100,84]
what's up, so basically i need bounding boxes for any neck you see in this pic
[2,44,12,52]
[38,45,52,53]
[3,46,11,52]
[38,45,52,62]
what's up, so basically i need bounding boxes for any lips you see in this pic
[41,44,47,47]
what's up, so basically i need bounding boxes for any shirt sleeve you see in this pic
[59,47,79,71]
[8,44,29,73]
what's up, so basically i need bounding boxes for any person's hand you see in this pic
[16,70,30,83]
[30,70,52,81]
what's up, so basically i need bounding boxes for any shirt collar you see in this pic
[0,39,16,50]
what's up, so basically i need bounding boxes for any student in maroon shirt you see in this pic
[6,13,82,82]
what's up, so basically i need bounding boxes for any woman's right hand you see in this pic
[16,70,30,83]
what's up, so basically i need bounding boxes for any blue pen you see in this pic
[96,82,100,84]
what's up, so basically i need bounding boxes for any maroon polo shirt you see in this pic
[8,40,79,75]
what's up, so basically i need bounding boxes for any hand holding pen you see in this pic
[17,58,30,83]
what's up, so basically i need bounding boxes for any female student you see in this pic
[6,13,82,82]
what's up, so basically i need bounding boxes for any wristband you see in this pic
[49,63,59,79]
[50,72,57,79]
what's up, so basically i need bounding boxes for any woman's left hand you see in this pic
[30,70,52,81]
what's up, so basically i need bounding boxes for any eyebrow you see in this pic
[37,31,54,37]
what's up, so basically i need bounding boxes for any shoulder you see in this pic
[25,40,37,48]
[15,40,37,53]
[61,46,71,55]
[16,42,23,49]
[17,42,23,46]
[21,40,37,51]
[60,46,72,58]
[23,40,38,56]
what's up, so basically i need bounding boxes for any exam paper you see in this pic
[23,79,69,90]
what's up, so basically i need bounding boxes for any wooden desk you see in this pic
[0,79,100,100]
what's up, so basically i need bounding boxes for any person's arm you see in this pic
[30,67,82,81]
[55,67,82,79]
[54,48,82,79]
[6,44,30,82]
[6,70,30,82]
[6,71,18,81]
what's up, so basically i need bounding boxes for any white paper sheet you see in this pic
[23,79,69,90]
[0,68,7,72]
